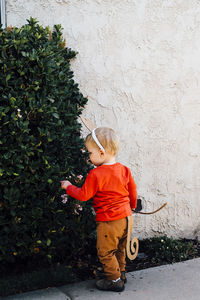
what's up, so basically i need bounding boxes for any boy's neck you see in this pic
[102,155,116,165]
[102,161,116,165]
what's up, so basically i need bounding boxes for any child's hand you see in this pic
[61,180,72,190]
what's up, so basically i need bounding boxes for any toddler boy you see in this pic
[61,127,137,292]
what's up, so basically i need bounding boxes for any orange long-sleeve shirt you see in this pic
[66,162,137,221]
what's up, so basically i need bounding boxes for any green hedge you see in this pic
[0,18,95,266]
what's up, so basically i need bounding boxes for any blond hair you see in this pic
[85,127,120,155]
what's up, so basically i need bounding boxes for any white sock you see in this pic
[112,277,121,283]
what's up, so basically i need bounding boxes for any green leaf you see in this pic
[47,238,51,246]
[6,74,11,82]
[52,113,59,119]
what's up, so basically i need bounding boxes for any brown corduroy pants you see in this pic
[96,217,128,280]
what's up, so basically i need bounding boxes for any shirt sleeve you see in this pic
[128,170,137,209]
[66,170,98,202]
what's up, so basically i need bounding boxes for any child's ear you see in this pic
[99,149,105,156]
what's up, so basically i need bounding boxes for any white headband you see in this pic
[92,128,105,152]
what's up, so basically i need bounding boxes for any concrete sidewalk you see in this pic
[4,258,200,300]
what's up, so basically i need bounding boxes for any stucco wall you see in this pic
[6,0,200,239]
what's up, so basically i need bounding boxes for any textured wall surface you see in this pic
[6,0,200,239]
